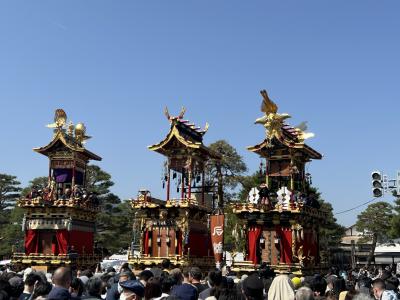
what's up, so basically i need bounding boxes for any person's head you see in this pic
[372,278,386,299]
[182,268,190,283]
[189,267,202,283]
[161,259,171,270]
[80,269,93,278]
[8,276,23,297]
[119,280,145,300]
[344,290,360,300]
[52,267,72,289]
[69,277,84,297]
[169,268,183,285]
[144,277,162,300]
[310,275,327,298]
[106,267,116,274]
[207,270,223,287]
[385,276,399,291]
[31,281,52,300]
[0,279,11,299]
[295,287,314,300]
[356,275,372,295]
[333,277,346,294]
[86,277,103,298]
[0,290,9,300]
[120,270,136,283]
[242,273,264,300]
[120,263,131,272]
[24,272,42,292]
[161,276,175,294]
[325,290,336,300]
[267,275,295,300]
[138,270,153,286]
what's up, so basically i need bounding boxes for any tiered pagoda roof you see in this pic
[34,129,101,161]
[248,123,322,160]
[148,109,221,162]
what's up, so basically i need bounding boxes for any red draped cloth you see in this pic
[56,230,69,254]
[247,226,262,264]
[177,230,182,255]
[143,230,149,255]
[25,230,39,254]
[189,232,208,256]
[281,228,292,264]
[275,226,292,264]
[52,235,57,254]
[69,230,93,254]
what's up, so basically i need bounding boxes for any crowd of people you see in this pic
[1,261,400,300]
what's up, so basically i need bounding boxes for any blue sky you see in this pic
[1,1,399,226]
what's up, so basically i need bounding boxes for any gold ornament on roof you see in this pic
[294,121,315,143]
[67,122,74,136]
[255,90,291,139]
[164,106,186,121]
[75,122,91,143]
[47,109,67,129]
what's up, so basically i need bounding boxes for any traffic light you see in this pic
[372,171,383,197]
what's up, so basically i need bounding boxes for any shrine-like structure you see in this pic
[12,109,102,271]
[232,91,327,275]
[129,108,220,269]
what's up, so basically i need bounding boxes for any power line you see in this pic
[334,198,378,215]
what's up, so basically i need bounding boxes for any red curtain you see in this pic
[189,232,208,257]
[247,226,262,265]
[177,230,182,255]
[281,228,292,264]
[52,236,57,255]
[25,230,39,254]
[56,230,69,254]
[69,230,93,254]
[143,230,149,255]
[275,226,292,264]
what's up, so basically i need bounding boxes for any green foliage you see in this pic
[224,206,245,253]
[0,207,24,259]
[85,165,127,254]
[95,201,133,254]
[206,140,247,204]
[356,201,393,244]
[319,200,346,249]
[303,186,345,250]
[356,201,394,266]
[86,165,114,196]
[389,194,400,239]
[21,176,48,197]
[236,171,265,202]
[0,174,21,210]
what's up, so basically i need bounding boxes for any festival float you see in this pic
[129,108,222,270]
[232,91,327,275]
[12,109,102,272]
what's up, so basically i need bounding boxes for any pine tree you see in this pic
[356,201,394,266]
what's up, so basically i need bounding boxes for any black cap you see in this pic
[242,274,264,298]
[119,280,145,297]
